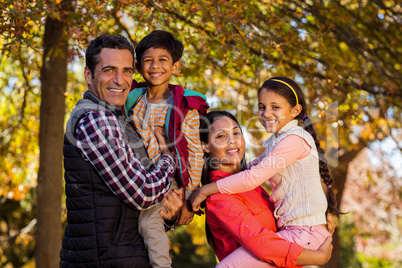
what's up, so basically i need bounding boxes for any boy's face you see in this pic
[136,47,180,91]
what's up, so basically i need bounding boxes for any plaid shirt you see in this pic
[75,110,174,210]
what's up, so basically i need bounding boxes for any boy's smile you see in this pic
[136,47,180,93]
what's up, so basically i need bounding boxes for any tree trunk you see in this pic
[35,1,72,267]
[323,146,364,268]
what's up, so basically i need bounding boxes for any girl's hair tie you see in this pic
[303,115,309,120]
[327,185,332,189]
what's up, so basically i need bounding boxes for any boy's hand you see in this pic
[176,200,194,225]
[154,128,171,157]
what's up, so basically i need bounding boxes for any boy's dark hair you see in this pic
[86,34,134,78]
[135,30,184,65]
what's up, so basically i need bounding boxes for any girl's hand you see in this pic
[191,183,220,211]
[190,188,207,212]
[154,128,171,157]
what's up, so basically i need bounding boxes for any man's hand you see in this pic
[154,128,172,157]
[160,189,183,221]
[176,200,195,225]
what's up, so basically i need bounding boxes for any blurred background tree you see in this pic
[1,0,400,267]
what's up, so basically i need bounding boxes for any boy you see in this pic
[122,30,209,268]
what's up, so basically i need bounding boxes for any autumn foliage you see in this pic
[0,0,401,267]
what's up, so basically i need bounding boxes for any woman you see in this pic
[196,110,333,267]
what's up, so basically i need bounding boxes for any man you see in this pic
[60,34,183,267]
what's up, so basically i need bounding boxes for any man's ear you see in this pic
[291,104,302,118]
[201,142,210,153]
[84,66,92,86]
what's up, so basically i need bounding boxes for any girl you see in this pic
[193,77,341,266]
[197,110,333,267]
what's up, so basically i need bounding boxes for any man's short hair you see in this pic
[135,30,184,65]
[86,34,134,77]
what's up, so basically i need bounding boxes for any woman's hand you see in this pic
[316,236,333,265]
[154,128,171,157]
[296,236,333,266]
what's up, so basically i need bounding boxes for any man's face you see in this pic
[84,48,133,106]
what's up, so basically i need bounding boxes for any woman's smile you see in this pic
[226,148,240,155]
[203,117,246,174]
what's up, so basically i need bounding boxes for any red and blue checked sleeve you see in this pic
[75,110,174,210]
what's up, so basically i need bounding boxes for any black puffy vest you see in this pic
[60,91,151,268]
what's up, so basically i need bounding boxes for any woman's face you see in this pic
[203,117,245,173]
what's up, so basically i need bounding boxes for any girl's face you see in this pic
[258,88,301,134]
[203,117,245,174]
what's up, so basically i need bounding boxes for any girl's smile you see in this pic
[258,89,300,134]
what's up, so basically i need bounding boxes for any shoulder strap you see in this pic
[64,98,99,146]
[183,89,209,116]
[123,87,147,118]
[183,88,208,100]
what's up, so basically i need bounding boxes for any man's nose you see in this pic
[114,71,124,85]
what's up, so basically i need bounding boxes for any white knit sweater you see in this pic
[263,120,327,228]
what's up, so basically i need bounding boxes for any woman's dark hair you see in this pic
[135,30,184,65]
[259,77,342,215]
[199,110,246,248]
[85,34,134,78]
